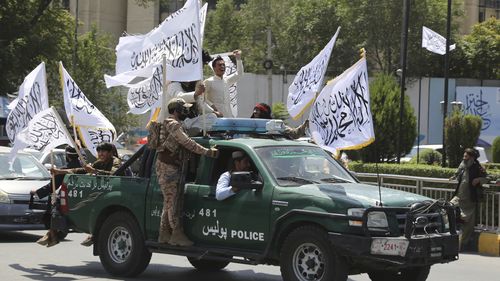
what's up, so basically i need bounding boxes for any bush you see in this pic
[359,74,417,163]
[493,136,500,163]
[349,162,500,180]
[445,110,482,168]
[409,148,442,165]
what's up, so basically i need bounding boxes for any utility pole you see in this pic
[397,0,410,164]
[442,0,452,167]
[266,0,273,105]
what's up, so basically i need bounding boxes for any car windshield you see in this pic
[255,146,356,187]
[0,153,50,180]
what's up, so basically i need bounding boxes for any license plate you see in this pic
[370,238,409,257]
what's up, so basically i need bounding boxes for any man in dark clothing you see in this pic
[31,146,83,247]
[449,148,488,250]
[250,102,309,139]
[51,142,122,246]
[53,142,121,176]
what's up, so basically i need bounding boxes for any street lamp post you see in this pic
[442,0,452,167]
[397,0,410,164]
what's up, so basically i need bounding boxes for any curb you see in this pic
[478,232,500,256]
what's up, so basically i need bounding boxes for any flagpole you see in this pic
[441,0,452,168]
[397,0,410,164]
[52,108,88,166]
[194,0,206,135]
[50,149,57,205]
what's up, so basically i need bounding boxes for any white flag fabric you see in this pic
[59,62,116,156]
[309,56,374,156]
[200,2,208,45]
[6,62,49,143]
[126,66,163,114]
[287,27,341,120]
[209,53,239,117]
[105,0,202,87]
[422,26,456,55]
[9,107,72,165]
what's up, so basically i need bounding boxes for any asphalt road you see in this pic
[1,230,498,281]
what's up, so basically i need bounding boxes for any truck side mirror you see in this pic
[230,171,263,191]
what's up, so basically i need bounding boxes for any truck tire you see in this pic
[368,266,431,281]
[187,257,230,271]
[280,226,348,281]
[98,211,152,277]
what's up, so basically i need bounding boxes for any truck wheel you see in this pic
[280,226,348,281]
[368,266,430,281]
[98,211,152,277]
[187,257,230,271]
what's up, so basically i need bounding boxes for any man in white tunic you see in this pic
[204,50,243,118]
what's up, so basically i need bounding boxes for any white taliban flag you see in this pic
[309,56,374,156]
[9,107,73,165]
[209,53,239,117]
[126,65,163,115]
[199,2,208,45]
[6,62,49,143]
[105,0,202,87]
[287,27,341,120]
[59,62,116,156]
[422,26,456,55]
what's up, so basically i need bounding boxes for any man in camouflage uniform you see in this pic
[154,98,218,246]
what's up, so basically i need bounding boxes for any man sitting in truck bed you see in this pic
[52,142,122,246]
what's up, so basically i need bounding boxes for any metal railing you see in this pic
[354,172,500,233]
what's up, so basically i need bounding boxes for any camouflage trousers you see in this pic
[156,160,181,230]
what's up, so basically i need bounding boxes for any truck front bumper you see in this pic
[328,232,459,269]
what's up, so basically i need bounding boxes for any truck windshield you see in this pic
[255,146,356,186]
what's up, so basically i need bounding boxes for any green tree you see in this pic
[360,73,417,162]
[204,0,243,55]
[492,136,500,163]
[0,0,74,95]
[53,26,139,133]
[451,18,500,80]
[445,109,482,167]
[339,0,462,77]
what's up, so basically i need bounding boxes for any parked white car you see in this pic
[0,146,50,230]
[401,145,489,163]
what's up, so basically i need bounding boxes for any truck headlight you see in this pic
[0,189,10,203]
[347,208,365,226]
[367,211,388,230]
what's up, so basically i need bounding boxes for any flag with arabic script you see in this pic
[309,56,374,156]
[59,62,116,156]
[6,62,49,143]
[105,0,202,87]
[9,107,72,164]
[422,26,456,55]
[287,27,340,119]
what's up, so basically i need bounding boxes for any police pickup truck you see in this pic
[60,118,458,281]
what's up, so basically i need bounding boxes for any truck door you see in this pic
[184,147,272,252]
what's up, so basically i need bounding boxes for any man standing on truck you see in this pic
[155,98,218,246]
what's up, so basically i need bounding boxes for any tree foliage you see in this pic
[451,18,500,80]
[0,0,74,95]
[1,1,137,133]
[204,0,462,78]
[445,109,482,167]
[492,136,500,163]
[359,73,417,163]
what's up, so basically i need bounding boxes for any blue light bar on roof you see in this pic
[209,118,285,134]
